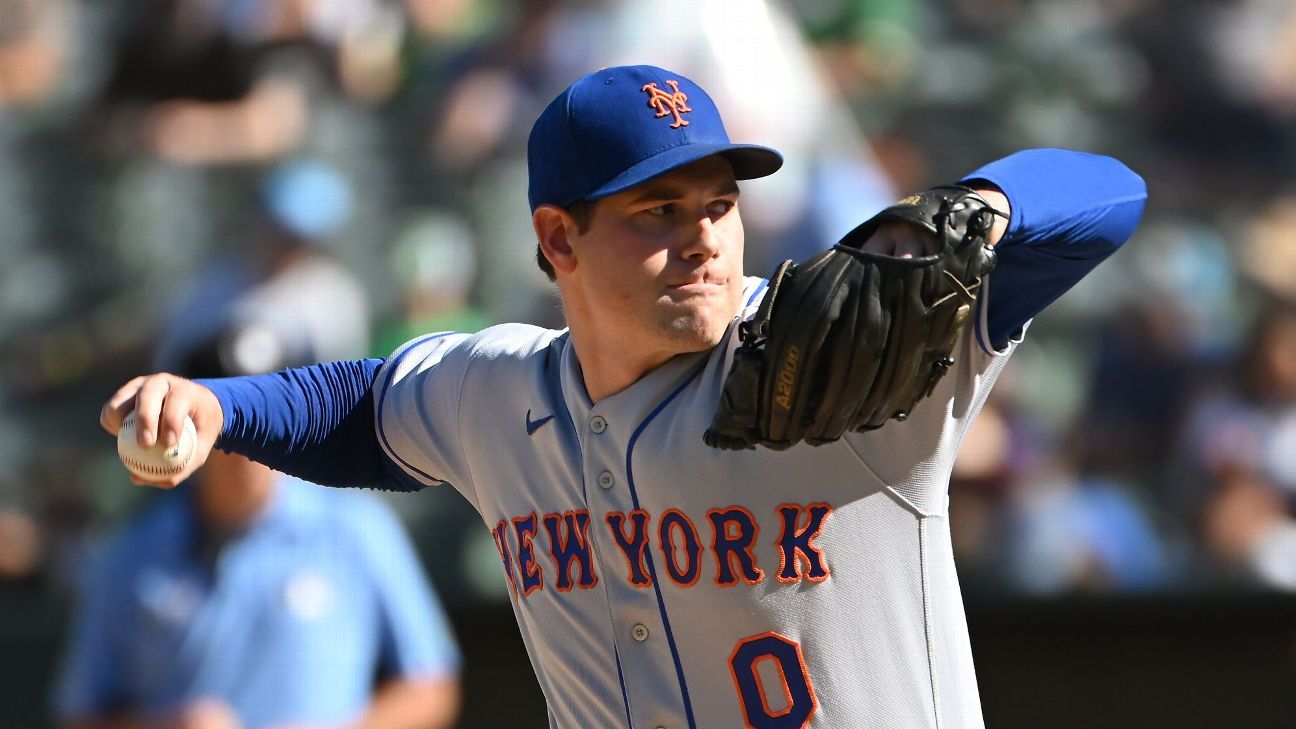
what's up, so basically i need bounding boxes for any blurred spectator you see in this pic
[52,416,463,729]
[1123,0,1296,206]
[1262,4,1296,112]
[371,209,491,358]
[1239,193,1296,310]
[1000,451,1173,595]
[51,194,461,725]
[88,0,406,335]
[1080,296,1206,488]
[152,158,371,374]
[0,0,71,110]
[0,0,80,354]
[789,0,922,126]
[0,505,43,586]
[951,368,1174,596]
[95,0,310,165]
[27,448,99,592]
[1179,302,1296,591]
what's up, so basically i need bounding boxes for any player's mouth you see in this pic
[665,274,727,295]
[667,281,723,293]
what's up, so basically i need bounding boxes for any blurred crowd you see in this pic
[2,0,1296,617]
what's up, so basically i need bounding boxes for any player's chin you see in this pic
[660,309,731,352]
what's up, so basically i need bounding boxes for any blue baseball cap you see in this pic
[527,65,784,211]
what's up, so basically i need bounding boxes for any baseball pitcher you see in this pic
[102,65,1147,728]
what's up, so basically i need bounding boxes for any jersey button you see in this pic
[597,471,615,489]
[589,415,608,434]
[631,623,649,642]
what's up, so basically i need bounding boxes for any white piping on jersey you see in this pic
[884,486,933,519]
[613,646,632,728]
[920,517,945,729]
[839,437,933,519]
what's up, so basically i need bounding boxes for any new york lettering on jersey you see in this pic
[489,502,832,596]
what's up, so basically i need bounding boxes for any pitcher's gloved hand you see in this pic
[705,186,1004,451]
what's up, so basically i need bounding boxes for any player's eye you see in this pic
[708,199,736,217]
[644,204,674,216]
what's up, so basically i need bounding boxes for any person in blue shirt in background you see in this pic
[55,328,463,729]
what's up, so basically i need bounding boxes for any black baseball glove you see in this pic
[704,185,1004,451]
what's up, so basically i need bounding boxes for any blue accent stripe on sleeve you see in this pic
[623,363,707,729]
[374,332,460,485]
[745,278,769,308]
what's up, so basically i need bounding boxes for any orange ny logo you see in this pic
[642,80,692,128]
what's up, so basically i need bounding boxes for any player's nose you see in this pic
[682,215,722,260]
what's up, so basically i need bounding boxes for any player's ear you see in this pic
[533,205,579,276]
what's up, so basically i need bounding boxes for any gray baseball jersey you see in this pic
[376,276,1015,729]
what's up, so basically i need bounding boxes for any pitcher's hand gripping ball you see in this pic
[705,185,1004,451]
[117,410,198,481]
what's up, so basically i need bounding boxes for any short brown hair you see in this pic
[537,199,597,281]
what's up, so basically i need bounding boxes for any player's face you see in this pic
[574,156,745,357]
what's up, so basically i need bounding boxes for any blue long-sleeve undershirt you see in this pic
[199,359,421,491]
[961,148,1148,349]
[203,148,1147,489]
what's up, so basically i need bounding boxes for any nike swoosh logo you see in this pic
[526,409,555,436]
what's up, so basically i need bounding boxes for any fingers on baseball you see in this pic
[158,395,196,450]
[101,375,149,435]
[131,376,176,447]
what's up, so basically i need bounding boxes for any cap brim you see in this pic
[583,143,784,203]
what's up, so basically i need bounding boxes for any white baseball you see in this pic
[117,411,197,481]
